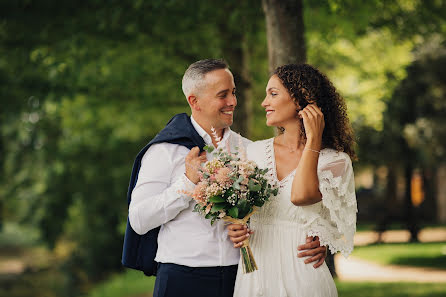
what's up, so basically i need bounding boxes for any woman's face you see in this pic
[261,75,299,127]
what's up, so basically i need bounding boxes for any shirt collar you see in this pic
[190,115,231,148]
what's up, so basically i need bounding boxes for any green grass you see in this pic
[336,281,446,297]
[352,241,446,270]
[356,223,446,232]
[83,270,446,297]
[85,269,155,297]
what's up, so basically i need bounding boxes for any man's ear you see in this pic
[187,95,200,111]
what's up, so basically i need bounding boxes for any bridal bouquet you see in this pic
[190,135,278,273]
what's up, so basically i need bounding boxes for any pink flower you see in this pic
[215,167,233,188]
[192,182,207,204]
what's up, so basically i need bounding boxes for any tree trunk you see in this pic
[404,163,419,242]
[0,121,3,232]
[225,36,253,138]
[262,0,306,73]
[420,167,436,222]
[436,164,446,223]
[218,5,254,138]
[376,166,398,242]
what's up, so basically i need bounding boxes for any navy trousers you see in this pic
[153,263,238,297]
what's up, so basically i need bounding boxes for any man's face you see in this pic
[194,68,237,130]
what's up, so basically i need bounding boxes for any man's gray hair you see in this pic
[182,59,228,98]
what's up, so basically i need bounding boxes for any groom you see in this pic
[122,59,327,297]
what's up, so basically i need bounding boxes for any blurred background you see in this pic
[1,0,445,296]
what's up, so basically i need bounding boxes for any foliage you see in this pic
[0,222,40,249]
[390,37,446,166]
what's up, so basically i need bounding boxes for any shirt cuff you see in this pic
[181,173,197,193]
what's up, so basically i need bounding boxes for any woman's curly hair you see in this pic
[274,64,357,160]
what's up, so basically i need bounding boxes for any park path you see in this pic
[335,227,446,282]
[335,255,446,283]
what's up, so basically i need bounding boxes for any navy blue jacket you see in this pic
[121,113,205,276]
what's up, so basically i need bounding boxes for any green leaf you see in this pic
[236,175,244,183]
[228,206,239,218]
[224,188,234,198]
[237,199,251,218]
[211,203,226,212]
[209,196,226,203]
[204,145,214,153]
[254,200,265,207]
[248,179,261,192]
[232,175,244,190]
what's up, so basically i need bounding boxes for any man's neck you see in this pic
[191,115,226,147]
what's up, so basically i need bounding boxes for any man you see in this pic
[124,59,326,297]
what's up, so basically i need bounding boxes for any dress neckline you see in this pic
[266,138,296,184]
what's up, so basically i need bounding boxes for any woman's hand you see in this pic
[298,104,325,149]
[227,224,254,248]
[185,147,207,184]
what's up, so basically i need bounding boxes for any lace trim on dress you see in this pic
[305,151,357,257]
[251,138,283,226]
[265,138,276,184]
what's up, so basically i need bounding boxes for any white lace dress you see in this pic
[233,138,357,297]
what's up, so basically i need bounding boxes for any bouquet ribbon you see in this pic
[223,207,258,273]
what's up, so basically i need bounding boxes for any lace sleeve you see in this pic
[304,149,357,257]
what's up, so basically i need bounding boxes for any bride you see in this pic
[228,63,357,297]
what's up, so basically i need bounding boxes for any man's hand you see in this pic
[185,147,207,184]
[227,224,253,248]
[297,236,327,268]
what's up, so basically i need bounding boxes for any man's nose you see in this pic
[228,93,237,106]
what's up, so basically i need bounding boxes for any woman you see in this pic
[230,64,357,297]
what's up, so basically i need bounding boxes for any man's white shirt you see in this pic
[128,116,252,267]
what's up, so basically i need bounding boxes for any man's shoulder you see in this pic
[245,138,273,160]
[142,142,189,163]
[247,138,272,150]
[228,130,252,146]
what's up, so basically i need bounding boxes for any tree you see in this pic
[384,37,446,240]
[262,0,306,72]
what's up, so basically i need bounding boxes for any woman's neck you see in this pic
[279,122,303,152]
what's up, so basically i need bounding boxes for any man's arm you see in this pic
[129,143,195,235]
[297,236,327,268]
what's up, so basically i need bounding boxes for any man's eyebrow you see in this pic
[216,89,230,96]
